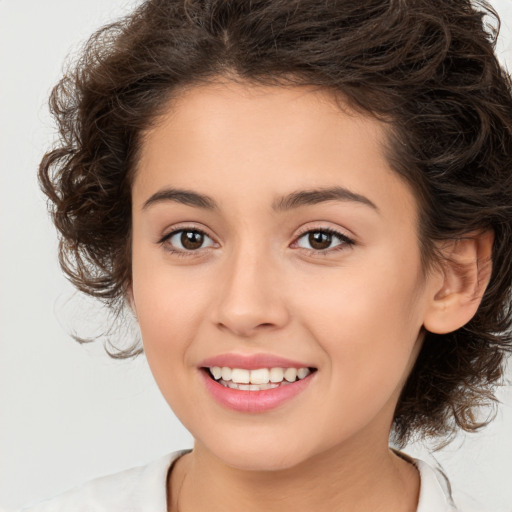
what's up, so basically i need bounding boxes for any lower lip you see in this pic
[200,369,315,413]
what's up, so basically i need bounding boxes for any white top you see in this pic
[20,450,482,512]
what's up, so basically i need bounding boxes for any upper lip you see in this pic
[199,353,315,370]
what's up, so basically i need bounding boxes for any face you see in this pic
[130,82,436,471]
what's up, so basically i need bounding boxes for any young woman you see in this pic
[22,0,512,510]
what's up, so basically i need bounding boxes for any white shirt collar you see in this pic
[412,457,458,511]
[22,450,463,512]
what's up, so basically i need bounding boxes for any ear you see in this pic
[423,230,494,334]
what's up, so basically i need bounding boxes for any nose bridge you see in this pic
[213,237,288,336]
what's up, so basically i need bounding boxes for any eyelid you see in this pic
[158,224,219,254]
[294,222,355,241]
[291,225,356,252]
[158,221,216,241]
[156,223,354,255]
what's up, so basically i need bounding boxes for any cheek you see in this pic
[131,267,214,418]
[131,248,212,366]
[295,255,425,404]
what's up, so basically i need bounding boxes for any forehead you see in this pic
[139,81,382,165]
[134,81,418,226]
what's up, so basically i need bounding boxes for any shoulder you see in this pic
[402,453,486,512]
[19,450,189,512]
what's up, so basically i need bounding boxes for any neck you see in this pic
[168,436,419,512]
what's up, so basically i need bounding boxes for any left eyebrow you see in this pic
[272,186,379,212]
[142,188,218,211]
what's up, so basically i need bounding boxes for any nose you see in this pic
[211,248,290,338]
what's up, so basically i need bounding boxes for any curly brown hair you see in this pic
[40,0,512,446]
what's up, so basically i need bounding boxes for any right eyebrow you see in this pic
[272,186,379,213]
[142,188,218,211]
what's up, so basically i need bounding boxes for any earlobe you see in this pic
[423,231,494,335]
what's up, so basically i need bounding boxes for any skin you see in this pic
[129,81,488,512]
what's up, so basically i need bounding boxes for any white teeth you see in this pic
[221,367,232,381]
[269,367,284,383]
[258,382,279,390]
[238,384,260,391]
[231,368,250,384]
[223,381,280,391]
[208,366,313,387]
[284,368,297,382]
[210,366,222,380]
[297,368,311,379]
[250,368,270,384]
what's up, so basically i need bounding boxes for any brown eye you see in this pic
[295,229,352,252]
[308,231,332,250]
[181,230,204,250]
[165,229,215,252]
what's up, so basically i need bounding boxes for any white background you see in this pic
[0,1,511,510]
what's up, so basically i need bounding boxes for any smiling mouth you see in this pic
[203,366,317,391]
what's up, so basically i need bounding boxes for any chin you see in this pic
[204,435,315,472]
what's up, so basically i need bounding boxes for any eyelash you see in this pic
[158,227,215,257]
[158,227,355,256]
[292,227,355,255]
